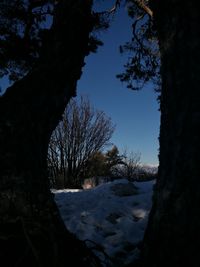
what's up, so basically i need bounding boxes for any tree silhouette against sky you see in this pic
[0,1,199,266]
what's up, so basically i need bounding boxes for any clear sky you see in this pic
[77,2,160,165]
[0,1,160,166]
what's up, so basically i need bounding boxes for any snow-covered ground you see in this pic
[53,178,155,266]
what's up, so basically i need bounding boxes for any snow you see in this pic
[53,178,155,266]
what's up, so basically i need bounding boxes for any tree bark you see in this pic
[142,1,200,266]
[0,1,100,266]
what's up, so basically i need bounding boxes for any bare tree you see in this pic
[48,96,115,188]
[111,148,141,180]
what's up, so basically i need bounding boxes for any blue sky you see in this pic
[0,1,160,165]
[77,2,160,165]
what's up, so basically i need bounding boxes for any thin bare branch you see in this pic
[134,0,153,17]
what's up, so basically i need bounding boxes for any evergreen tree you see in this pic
[1,0,200,266]
[0,1,102,266]
[116,1,200,266]
[85,151,107,178]
[104,145,124,177]
[141,1,200,266]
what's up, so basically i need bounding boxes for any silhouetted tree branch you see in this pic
[48,96,115,188]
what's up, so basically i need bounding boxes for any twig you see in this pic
[134,0,153,17]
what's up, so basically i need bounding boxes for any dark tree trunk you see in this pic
[0,1,100,266]
[141,1,200,266]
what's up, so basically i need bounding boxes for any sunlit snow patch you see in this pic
[54,178,155,266]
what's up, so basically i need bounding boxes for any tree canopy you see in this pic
[1,1,199,266]
[117,0,160,90]
[0,0,160,90]
[48,96,114,188]
[0,0,106,82]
